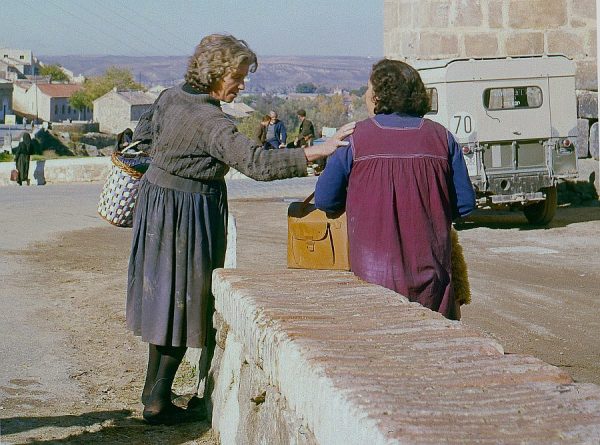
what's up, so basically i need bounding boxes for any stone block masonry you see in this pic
[590,122,599,159]
[385,0,596,73]
[577,118,590,158]
[208,269,600,444]
[384,0,598,159]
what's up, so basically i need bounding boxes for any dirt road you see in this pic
[0,182,599,443]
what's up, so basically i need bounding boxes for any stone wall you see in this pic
[93,92,131,135]
[384,0,598,159]
[0,157,253,186]
[52,122,100,134]
[208,269,600,444]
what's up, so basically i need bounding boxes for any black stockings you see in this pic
[142,344,187,415]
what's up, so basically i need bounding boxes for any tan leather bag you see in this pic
[287,193,350,270]
[286,193,471,305]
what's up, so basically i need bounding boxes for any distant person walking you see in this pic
[265,110,287,149]
[14,133,33,186]
[115,128,133,151]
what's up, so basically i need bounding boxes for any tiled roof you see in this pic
[221,101,255,118]
[116,90,157,105]
[37,83,82,98]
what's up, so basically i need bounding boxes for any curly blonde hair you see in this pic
[185,34,258,92]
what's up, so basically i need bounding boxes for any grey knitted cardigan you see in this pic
[132,84,308,181]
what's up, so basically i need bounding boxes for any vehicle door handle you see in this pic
[513,130,522,135]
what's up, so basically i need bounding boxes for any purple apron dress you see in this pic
[346,117,459,320]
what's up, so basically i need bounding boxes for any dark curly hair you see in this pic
[369,59,430,116]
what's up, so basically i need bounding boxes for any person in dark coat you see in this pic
[126,33,355,425]
[14,133,33,186]
[264,110,287,149]
[115,128,133,151]
[254,114,271,148]
[289,109,315,148]
[314,59,475,320]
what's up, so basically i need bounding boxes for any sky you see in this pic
[1,0,383,58]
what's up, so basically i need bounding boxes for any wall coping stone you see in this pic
[212,268,600,444]
[0,157,251,186]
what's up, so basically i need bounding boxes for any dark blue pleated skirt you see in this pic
[126,167,227,348]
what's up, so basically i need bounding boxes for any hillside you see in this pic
[41,55,374,93]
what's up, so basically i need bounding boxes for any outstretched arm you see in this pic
[303,122,355,162]
[314,141,354,213]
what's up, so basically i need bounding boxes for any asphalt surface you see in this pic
[0,176,599,443]
[0,178,318,407]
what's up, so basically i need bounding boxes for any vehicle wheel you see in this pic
[523,186,557,225]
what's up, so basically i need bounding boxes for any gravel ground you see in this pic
[0,176,599,443]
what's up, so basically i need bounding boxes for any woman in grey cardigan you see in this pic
[127,33,354,425]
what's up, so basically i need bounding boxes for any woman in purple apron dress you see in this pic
[315,59,475,320]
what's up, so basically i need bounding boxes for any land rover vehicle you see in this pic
[417,55,578,224]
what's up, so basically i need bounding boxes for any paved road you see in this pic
[0,178,598,443]
[0,177,318,250]
[0,178,318,406]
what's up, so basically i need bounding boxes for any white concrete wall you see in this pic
[0,157,112,186]
[11,83,29,117]
[0,157,252,186]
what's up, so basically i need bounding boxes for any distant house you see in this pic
[93,89,158,134]
[12,82,89,122]
[0,59,22,81]
[49,64,85,84]
[0,48,41,80]
[0,79,13,122]
[221,100,255,118]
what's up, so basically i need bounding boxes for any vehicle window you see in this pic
[426,88,438,114]
[483,86,542,110]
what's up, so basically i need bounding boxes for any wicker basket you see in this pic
[98,146,150,228]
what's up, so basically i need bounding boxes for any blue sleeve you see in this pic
[314,143,353,213]
[279,122,287,145]
[447,131,476,219]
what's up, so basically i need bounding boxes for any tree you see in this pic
[315,85,331,94]
[69,66,145,112]
[39,64,69,82]
[350,95,369,121]
[236,112,263,142]
[350,85,368,97]
[69,90,91,119]
[295,82,317,94]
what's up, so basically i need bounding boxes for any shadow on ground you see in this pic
[456,200,600,231]
[557,176,598,205]
[1,409,211,444]
[456,175,600,231]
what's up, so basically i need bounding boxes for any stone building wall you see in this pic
[384,0,598,159]
[93,92,131,135]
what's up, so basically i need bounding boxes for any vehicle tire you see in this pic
[523,186,557,225]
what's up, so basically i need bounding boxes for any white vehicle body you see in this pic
[417,55,578,224]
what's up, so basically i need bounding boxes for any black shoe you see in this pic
[141,390,178,406]
[143,403,205,426]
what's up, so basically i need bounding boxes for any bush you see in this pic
[0,152,14,162]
